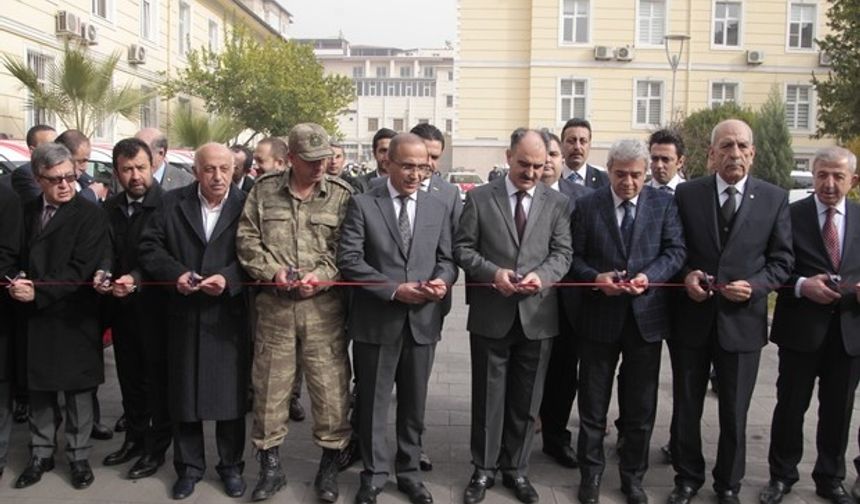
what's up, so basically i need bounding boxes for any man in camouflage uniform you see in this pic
[236,123,353,503]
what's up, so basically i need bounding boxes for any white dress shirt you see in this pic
[715,173,748,210]
[562,164,588,185]
[505,176,535,219]
[648,173,684,193]
[197,188,228,241]
[794,195,847,297]
[610,187,639,226]
[125,194,144,216]
[153,162,167,185]
[387,179,417,232]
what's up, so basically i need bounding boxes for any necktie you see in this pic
[823,206,840,271]
[620,200,634,251]
[514,191,527,241]
[721,186,738,223]
[397,194,412,255]
[568,172,583,185]
[129,201,143,217]
[659,185,673,194]
[40,204,56,232]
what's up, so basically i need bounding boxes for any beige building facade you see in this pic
[455,0,836,175]
[0,0,288,143]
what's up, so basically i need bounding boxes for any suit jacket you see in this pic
[584,164,609,189]
[18,194,108,391]
[338,184,458,345]
[160,163,195,192]
[11,163,40,203]
[674,174,793,352]
[571,186,686,343]
[370,174,463,231]
[557,178,592,320]
[138,184,249,421]
[0,185,20,381]
[770,196,860,356]
[454,177,572,340]
[349,170,379,194]
[238,175,255,193]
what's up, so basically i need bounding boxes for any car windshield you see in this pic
[450,173,483,184]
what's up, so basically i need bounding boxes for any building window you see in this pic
[375,66,388,78]
[710,82,738,107]
[713,1,741,47]
[785,84,812,130]
[393,118,404,131]
[445,119,452,133]
[559,79,587,122]
[140,87,158,128]
[25,51,53,129]
[562,0,589,43]
[635,80,663,126]
[788,3,816,49]
[353,66,364,78]
[140,0,156,41]
[178,1,191,56]
[92,0,111,20]
[208,20,219,52]
[423,66,435,78]
[400,66,413,78]
[446,95,454,108]
[448,71,454,81]
[417,118,429,125]
[638,0,666,46]
[794,158,810,171]
[367,117,379,132]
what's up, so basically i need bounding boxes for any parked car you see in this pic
[0,140,29,176]
[789,169,814,203]
[446,171,485,201]
[166,149,195,174]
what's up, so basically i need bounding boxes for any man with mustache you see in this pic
[560,119,608,189]
[455,128,572,504]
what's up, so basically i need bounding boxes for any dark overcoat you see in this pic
[0,184,21,382]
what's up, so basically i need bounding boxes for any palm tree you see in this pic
[169,106,242,149]
[2,44,148,137]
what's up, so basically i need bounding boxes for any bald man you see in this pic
[134,128,194,191]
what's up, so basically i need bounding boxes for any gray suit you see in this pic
[454,176,572,478]
[338,183,457,487]
[159,163,194,191]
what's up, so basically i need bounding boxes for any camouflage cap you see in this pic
[288,123,333,162]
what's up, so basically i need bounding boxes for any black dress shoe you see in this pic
[463,472,495,504]
[172,476,200,500]
[128,453,165,479]
[716,489,740,504]
[114,414,128,433]
[337,439,361,471]
[502,474,539,504]
[542,443,578,468]
[70,460,94,489]
[221,473,247,498]
[14,456,55,488]
[623,485,648,504]
[354,482,383,504]
[398,479,434,504]
[816,483,855,504]
[13,401,28,424]
[578,475,601,504]
[288,397,305,421]
[759,480,791,504]
[420,451,433,471]
[666,484,697,504]
[103,439,144,466]
[91,422,114,440]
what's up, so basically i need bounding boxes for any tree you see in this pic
[676,102,756,179]
[169,107,243,149]
[751,87,793,189]
[812,1,860,142]
[2,44,147,138]
[166,26,354,139]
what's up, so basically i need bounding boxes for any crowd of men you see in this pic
[0,116,858,504]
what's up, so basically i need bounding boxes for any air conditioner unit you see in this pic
[594,46,613,61]
[746,50,765,65]
[55,11,80,37]
[80,22,98,45]
[615,45,635,61]
[128,44,147,65]
[819,51,832,67]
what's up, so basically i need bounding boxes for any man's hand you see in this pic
[176,272,200,296]
[419,278,447,302]
[516,272,542,295]
[199,274,227,296]
[112,274,137,298]
[296,272,321,299]
[273,267,299,291]
[492,268,519,297]
[595,272,627,296]
[8,278,34,302]
[93,270,112,295]
[394,282,426,304]
[721,280,752,303]
[801,274,842,305]
[625,273,649,296]
[684,270,712,303]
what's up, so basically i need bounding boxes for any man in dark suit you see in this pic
[538,130,591,469]
[338,133,458,504]
[349,128,396,194]
[570,139,685,504]
[0,183,21,480]
[760,146,860,504]
[668,119,793,504]
[11,125,56,203]
[96,138,171,479]
[455,128,572,504]
[9,143,108,490]
[231,144,255,192]
[134,128,195,191]
[139,143,249,500]
[560,119,608,189]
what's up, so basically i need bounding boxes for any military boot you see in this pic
[314,448,340,502]
[251,447,286,501]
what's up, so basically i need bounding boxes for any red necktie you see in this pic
[515,191,527,241]
[823,206,840,271]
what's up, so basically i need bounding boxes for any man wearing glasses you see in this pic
[8,142,108,490]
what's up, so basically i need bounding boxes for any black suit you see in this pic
[11,163,40,203]
[565,164,608,189]
[102,185,171,457]
[349,170,380,194]
[671,175,793,493]
[540,179,591,453]
[767,195,860,488]
[0,185,21,469]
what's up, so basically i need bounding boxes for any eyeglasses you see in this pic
[38,173,77,185]
[391,161,431,174]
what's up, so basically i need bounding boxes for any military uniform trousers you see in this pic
[251,289,351,450]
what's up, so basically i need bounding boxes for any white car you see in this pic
[788,170,814,204]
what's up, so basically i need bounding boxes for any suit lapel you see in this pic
[410,191,435,260]
[178,185,207,244]
[520,184,546,244]
[702,175,722,251]
[725,177,755,246]
[838,200,858,273]
[36,197,77,241]
[629,188,650,255]
[492,180,519,245]
[373,186,407,259]
[208,186,243,244]
[598,189,625,255]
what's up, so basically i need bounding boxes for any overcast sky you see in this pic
[286,0,457,49]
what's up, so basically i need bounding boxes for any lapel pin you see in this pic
[749,194,755,199]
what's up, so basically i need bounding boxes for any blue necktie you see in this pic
[568,172,583,185]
